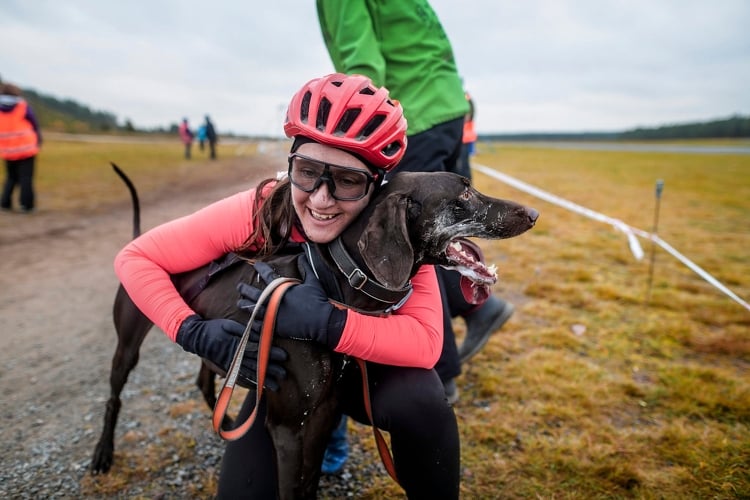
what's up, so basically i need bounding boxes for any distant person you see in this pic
[0,82,42,213]
[455,91,476,180]
[196,123,207,152]
[178,118,194,159]
[318,0,515,406]
[204,115,217,159]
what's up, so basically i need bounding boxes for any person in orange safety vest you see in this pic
[1,81,42,213]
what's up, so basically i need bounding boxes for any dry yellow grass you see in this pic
[415,142,749,499]
[2,136,257,217]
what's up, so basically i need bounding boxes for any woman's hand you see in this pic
[175,314,288,391]
[236,256,346,349]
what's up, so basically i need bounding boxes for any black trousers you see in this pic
[389,118,471,382]
[217,362,460,499]
[2,155,35,211]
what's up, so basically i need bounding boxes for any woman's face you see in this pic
[291,142,374,244]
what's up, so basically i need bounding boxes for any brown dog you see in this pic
[91,165,538,498]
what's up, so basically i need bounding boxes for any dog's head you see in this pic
[355,171,538,301]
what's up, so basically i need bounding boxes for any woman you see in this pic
[115,73,460,498]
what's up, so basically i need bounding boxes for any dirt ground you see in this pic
[0,154,313,497]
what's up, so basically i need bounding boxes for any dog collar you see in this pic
[328,237,413,309]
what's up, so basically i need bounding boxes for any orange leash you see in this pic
[355,357,400,485]
[212,277,298,441]
[210,278,400,485]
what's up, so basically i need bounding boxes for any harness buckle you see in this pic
[347,268,368,290]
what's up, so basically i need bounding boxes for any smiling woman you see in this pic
[110,73,467,499]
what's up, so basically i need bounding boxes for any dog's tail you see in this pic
[111,162,141,239]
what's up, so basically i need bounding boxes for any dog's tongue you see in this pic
[460,277,491,304]
[449,238,493,305]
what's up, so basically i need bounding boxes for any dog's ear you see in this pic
[358,194,413,289]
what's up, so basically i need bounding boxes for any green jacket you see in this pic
[317,0,469,136]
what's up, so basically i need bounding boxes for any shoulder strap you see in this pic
[303,242,344,303]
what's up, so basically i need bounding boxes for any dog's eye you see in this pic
[459,190,471,201]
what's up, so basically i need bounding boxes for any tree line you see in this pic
[22,88,122,133]
[481,114,750,141]
[19,86,750,140]
[619,115,750,140]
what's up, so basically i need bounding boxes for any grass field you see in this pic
[26,137,750,498]
[17,137,258,214]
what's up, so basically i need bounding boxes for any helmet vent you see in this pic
[382,141,402,157]
[316,98,332,131]
[358,114,385,139]
[300,91,312,123]
[359,87,375,96]
[335,109,361,135]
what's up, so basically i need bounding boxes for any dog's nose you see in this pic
[526,207,539,225]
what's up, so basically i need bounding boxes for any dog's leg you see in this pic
[91,286,153,474]
[266,339,341,500]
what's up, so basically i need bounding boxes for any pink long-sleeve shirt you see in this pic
[114,185,444,369]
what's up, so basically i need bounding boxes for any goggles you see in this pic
[287,153,376,201]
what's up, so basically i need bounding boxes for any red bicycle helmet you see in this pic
[284,73,407,171]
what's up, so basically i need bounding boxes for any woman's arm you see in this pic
[114,189,258,340]
[335,265,443,369]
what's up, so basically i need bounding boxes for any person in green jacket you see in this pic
[317,0,515,459]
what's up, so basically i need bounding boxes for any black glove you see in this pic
[175,314,287,391]
[236,256,347,349]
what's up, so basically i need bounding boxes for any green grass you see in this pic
[41,137,748,498]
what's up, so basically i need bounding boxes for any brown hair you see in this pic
[236,176,299,257]
[0,83,22,97]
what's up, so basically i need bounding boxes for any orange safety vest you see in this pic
[0,99,40,160]
[462,119,477,144]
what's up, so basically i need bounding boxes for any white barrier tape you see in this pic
[474,163,750,313]
[474,163,645,260]
[650,235,750,312]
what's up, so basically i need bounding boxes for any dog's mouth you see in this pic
[444,238,497,304]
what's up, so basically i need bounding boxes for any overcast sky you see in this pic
[3,0,749,136]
